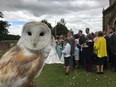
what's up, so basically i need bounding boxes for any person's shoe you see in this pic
[96,72,100,74]
[65,71,69,75]
[65,73,68,75]
[100,72,104,74]
[113,69,116,72]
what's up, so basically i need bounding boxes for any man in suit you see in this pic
[78,30,86,67]
[78,30,86,45]
[85,28,90,35]
[103,31,110,70]
[67,31,75,69]
[110,27,116,72]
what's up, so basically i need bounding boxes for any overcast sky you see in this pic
[0,0,109,35]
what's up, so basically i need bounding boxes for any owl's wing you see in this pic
[0,46,44,87]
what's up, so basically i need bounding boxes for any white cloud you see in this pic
[3,10,39,21]
[1,0,109,35]
[8,25,23,35]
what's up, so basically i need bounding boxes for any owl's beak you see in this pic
[33,43,36,47]
[32,38,37,47]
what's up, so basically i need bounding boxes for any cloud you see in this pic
[3,11,39,21]
[0,0,109,15]
[0,0,109,35]
[8,24,23,35]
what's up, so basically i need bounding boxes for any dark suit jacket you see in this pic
[104,35,110,51]
[69,36,75,55]
[79,34,86,45]
[110,33,116,54]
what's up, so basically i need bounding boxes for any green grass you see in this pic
[0,51,116,87]
[35,64,116,87]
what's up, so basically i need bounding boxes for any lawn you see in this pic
[35,64,116,87]
[0,51,116,87]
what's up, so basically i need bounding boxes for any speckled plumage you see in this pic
[0,22,51,87]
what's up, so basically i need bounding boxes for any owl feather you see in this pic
[0,22,51,87]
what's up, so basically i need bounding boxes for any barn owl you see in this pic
[0,21,51,87]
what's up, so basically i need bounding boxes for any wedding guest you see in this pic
[56,36,62,59]
[109,27,116,72]
[94,31,107,74]
[78,30,86,67]
[93,31,98,64]
[82,34,93,73]
[78,30,86,45]
[62,38,71,75]
[59,35,64,49]
[67,31,75,69]
[103,31,110,70]
[85,28,90,36]
[74,38,80,69]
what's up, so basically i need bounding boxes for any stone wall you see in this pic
[103,2,116,31]
[0,40,17,51]
[0,42,10,50]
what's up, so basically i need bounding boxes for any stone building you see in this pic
[103,0,116,31]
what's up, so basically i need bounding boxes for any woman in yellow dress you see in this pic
[94,31,107,74]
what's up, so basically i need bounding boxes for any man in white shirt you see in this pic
[62,38,71,75]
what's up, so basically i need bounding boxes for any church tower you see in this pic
[103,0,116,31]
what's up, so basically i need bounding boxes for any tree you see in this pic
[41,19,53,34]
[0,34,20,40]
[0,12,3,18]
[0,12,20,40]
[0,12,10,35]
[53,21,69,37]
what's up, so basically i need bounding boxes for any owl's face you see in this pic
[20,22,51,51]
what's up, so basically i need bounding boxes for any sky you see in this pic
[0,0,109,35]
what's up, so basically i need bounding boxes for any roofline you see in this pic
[103,2,116,14]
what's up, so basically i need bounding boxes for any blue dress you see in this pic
[56,43,62,59]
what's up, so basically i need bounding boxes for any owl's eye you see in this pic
[40,32,44,36]
[27,32,32,36]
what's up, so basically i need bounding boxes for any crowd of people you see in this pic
[46,27,116,75]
